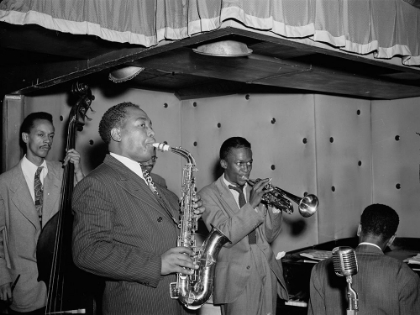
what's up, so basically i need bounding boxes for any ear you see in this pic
[22,132,29,144]
[387,234,396,247]
[357,224,362,237]
[110,127,121,142]
[220,159,227,170]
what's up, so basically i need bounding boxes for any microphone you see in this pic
[332,246,359,314]
[332,246,358,277]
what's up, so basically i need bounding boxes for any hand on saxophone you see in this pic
[248,178,272,209]
[192,193,205,219]
[161,247,199,276]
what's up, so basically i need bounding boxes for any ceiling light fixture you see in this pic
[193,40,252,57]
[109,66,145,83]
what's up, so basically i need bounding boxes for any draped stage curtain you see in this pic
[1,0,420,66]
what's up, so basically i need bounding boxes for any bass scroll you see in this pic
[153,143,229,310]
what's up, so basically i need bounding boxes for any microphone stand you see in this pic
[345,275,358,315]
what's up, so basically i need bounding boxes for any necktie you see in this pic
[142,169,177,224]
[143,169,159,196]
[229,185,256,244]
[34,166,43,224]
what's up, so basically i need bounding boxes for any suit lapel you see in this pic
[105,156,177,222]
[153,186,179,223]
[215,175,241,213]
[10,163,40,229]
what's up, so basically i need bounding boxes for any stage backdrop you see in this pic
[9,85,418,252]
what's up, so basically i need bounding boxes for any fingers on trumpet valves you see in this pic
[255,178,273,190]
[243,176,272,184]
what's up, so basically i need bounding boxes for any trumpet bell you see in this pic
[250,178,318,218]
[298,194,318,218]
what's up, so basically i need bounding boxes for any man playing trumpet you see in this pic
[199,136,288,315]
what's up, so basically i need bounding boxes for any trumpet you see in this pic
[244,177,318,218]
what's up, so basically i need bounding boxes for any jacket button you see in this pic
[247,266,250,269]
[157,217,163,222]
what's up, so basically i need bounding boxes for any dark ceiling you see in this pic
[1,21,420,100]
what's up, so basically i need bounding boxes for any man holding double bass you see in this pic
[0,112,84,314]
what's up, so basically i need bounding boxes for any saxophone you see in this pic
[153,143,229,310]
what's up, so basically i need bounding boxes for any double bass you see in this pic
[36,82,97,315]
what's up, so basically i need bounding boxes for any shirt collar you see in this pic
[358,242,382,251]
[222,175,247,192]
[22,155,48,176]
[110,152,146,182]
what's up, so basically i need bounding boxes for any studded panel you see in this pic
[372,98,420,237]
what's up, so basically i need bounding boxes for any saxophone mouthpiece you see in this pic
[153,142,171,152]
[241,175,249,180]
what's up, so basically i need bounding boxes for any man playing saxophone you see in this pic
[199,136,289,315]
[71,102,204,315]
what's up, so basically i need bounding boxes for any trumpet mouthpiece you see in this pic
[153,142,171,152]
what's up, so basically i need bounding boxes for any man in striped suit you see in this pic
[72,102,203,315]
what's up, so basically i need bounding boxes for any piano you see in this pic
[277,237,420,315]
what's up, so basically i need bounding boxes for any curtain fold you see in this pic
[1,0,419,66]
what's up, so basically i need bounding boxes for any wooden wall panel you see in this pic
[314,95,372,243]
[2,95,24,172]
[181,93,318,252]
[372,97,420,237]
[24,87,183,191]
[20,87,420,247]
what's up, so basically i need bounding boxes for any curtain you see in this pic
[1,0,419,66]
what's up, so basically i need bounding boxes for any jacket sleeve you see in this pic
[0,196,12,286]
[308,264,326,315]
[262,205,283,243]
[71,176,162,287]
[399,265,420,314]
[199,185,264,246]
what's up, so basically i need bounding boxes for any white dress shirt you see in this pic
[21,155,48,202]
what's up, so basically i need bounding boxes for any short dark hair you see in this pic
[98,102,141,144]
[21,112,53,134]
[219,137,251,160]
[360,204,399,240]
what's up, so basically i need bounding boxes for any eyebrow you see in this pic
[235,159,253,163]
[35,129,55,134]
[136,116,151,122]
[134,117,147,124]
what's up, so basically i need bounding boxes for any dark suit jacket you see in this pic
[151,172,168,188]
[72,155,191,315]
[0,159,63,312]
[199,175,288,304]
[308,244,420,315]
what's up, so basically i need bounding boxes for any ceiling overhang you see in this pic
[1,22,420,100]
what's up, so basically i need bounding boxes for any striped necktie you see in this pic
[143,169,159,195]
[142,169,177,224]
[34,166,43,224]
[229,185,257,244]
